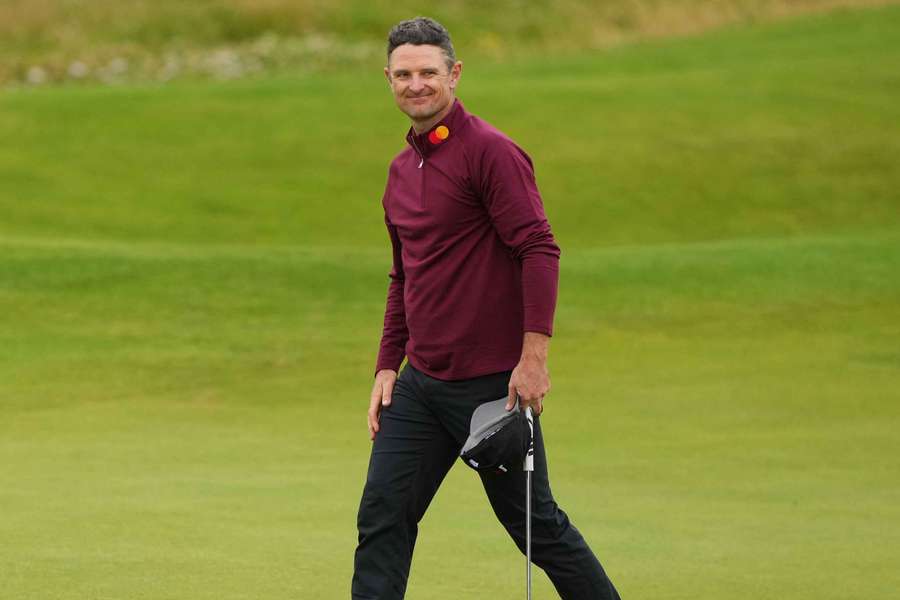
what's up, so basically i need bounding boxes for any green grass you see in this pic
[1,6,899,599]
[2,6,898,247]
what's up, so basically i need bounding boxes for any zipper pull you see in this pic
[418,157,423,169]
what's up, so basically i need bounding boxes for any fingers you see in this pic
[507,361,550,413]
[507,388,547,415]
[519,395,544,416]
[367,394,381,441]
[368,370,398,440]
[381,378,394,407]
[368,386,383,441]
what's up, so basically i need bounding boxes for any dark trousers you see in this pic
[352,363,621,599]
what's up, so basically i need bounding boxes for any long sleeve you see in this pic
[477,138,561,336]
[375,213,409,375]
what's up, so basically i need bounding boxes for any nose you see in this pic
[408,74,426,93]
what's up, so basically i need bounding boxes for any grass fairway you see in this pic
[2,6,899,599]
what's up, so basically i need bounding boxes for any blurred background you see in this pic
[1,1,898,598]
[2,0,895,86]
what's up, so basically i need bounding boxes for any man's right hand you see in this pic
[368,369,397,440]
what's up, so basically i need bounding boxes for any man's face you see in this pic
[385,44,461,124]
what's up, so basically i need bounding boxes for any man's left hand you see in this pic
[506,332,551,415]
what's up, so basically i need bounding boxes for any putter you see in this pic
[524,403,535,600]
[459,396,535,597]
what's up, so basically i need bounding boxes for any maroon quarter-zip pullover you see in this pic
[375,99,561,381]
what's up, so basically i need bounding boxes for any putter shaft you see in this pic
[526,469,532,600]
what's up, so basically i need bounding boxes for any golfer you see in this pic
[352,17,621,600]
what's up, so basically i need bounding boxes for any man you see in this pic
[352,17,621,600]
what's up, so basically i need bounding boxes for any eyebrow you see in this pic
[391,67,440,75]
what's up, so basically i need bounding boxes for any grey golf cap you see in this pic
[460,397,530,474]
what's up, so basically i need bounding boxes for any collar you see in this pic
[405,98,467,160]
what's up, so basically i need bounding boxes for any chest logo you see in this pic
[428,125,450,145]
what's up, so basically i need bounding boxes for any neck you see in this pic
[411,98,456,134]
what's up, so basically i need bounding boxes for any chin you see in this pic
[404,106,437,120]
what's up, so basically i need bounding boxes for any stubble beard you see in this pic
[404,99,436,120]
[401,96,449,126]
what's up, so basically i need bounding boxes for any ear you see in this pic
[449,60,463,91]
[384,65,391,85]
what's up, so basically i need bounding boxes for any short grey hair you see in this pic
[387,17,456,71]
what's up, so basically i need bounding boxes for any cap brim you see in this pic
[461,396,518,454]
